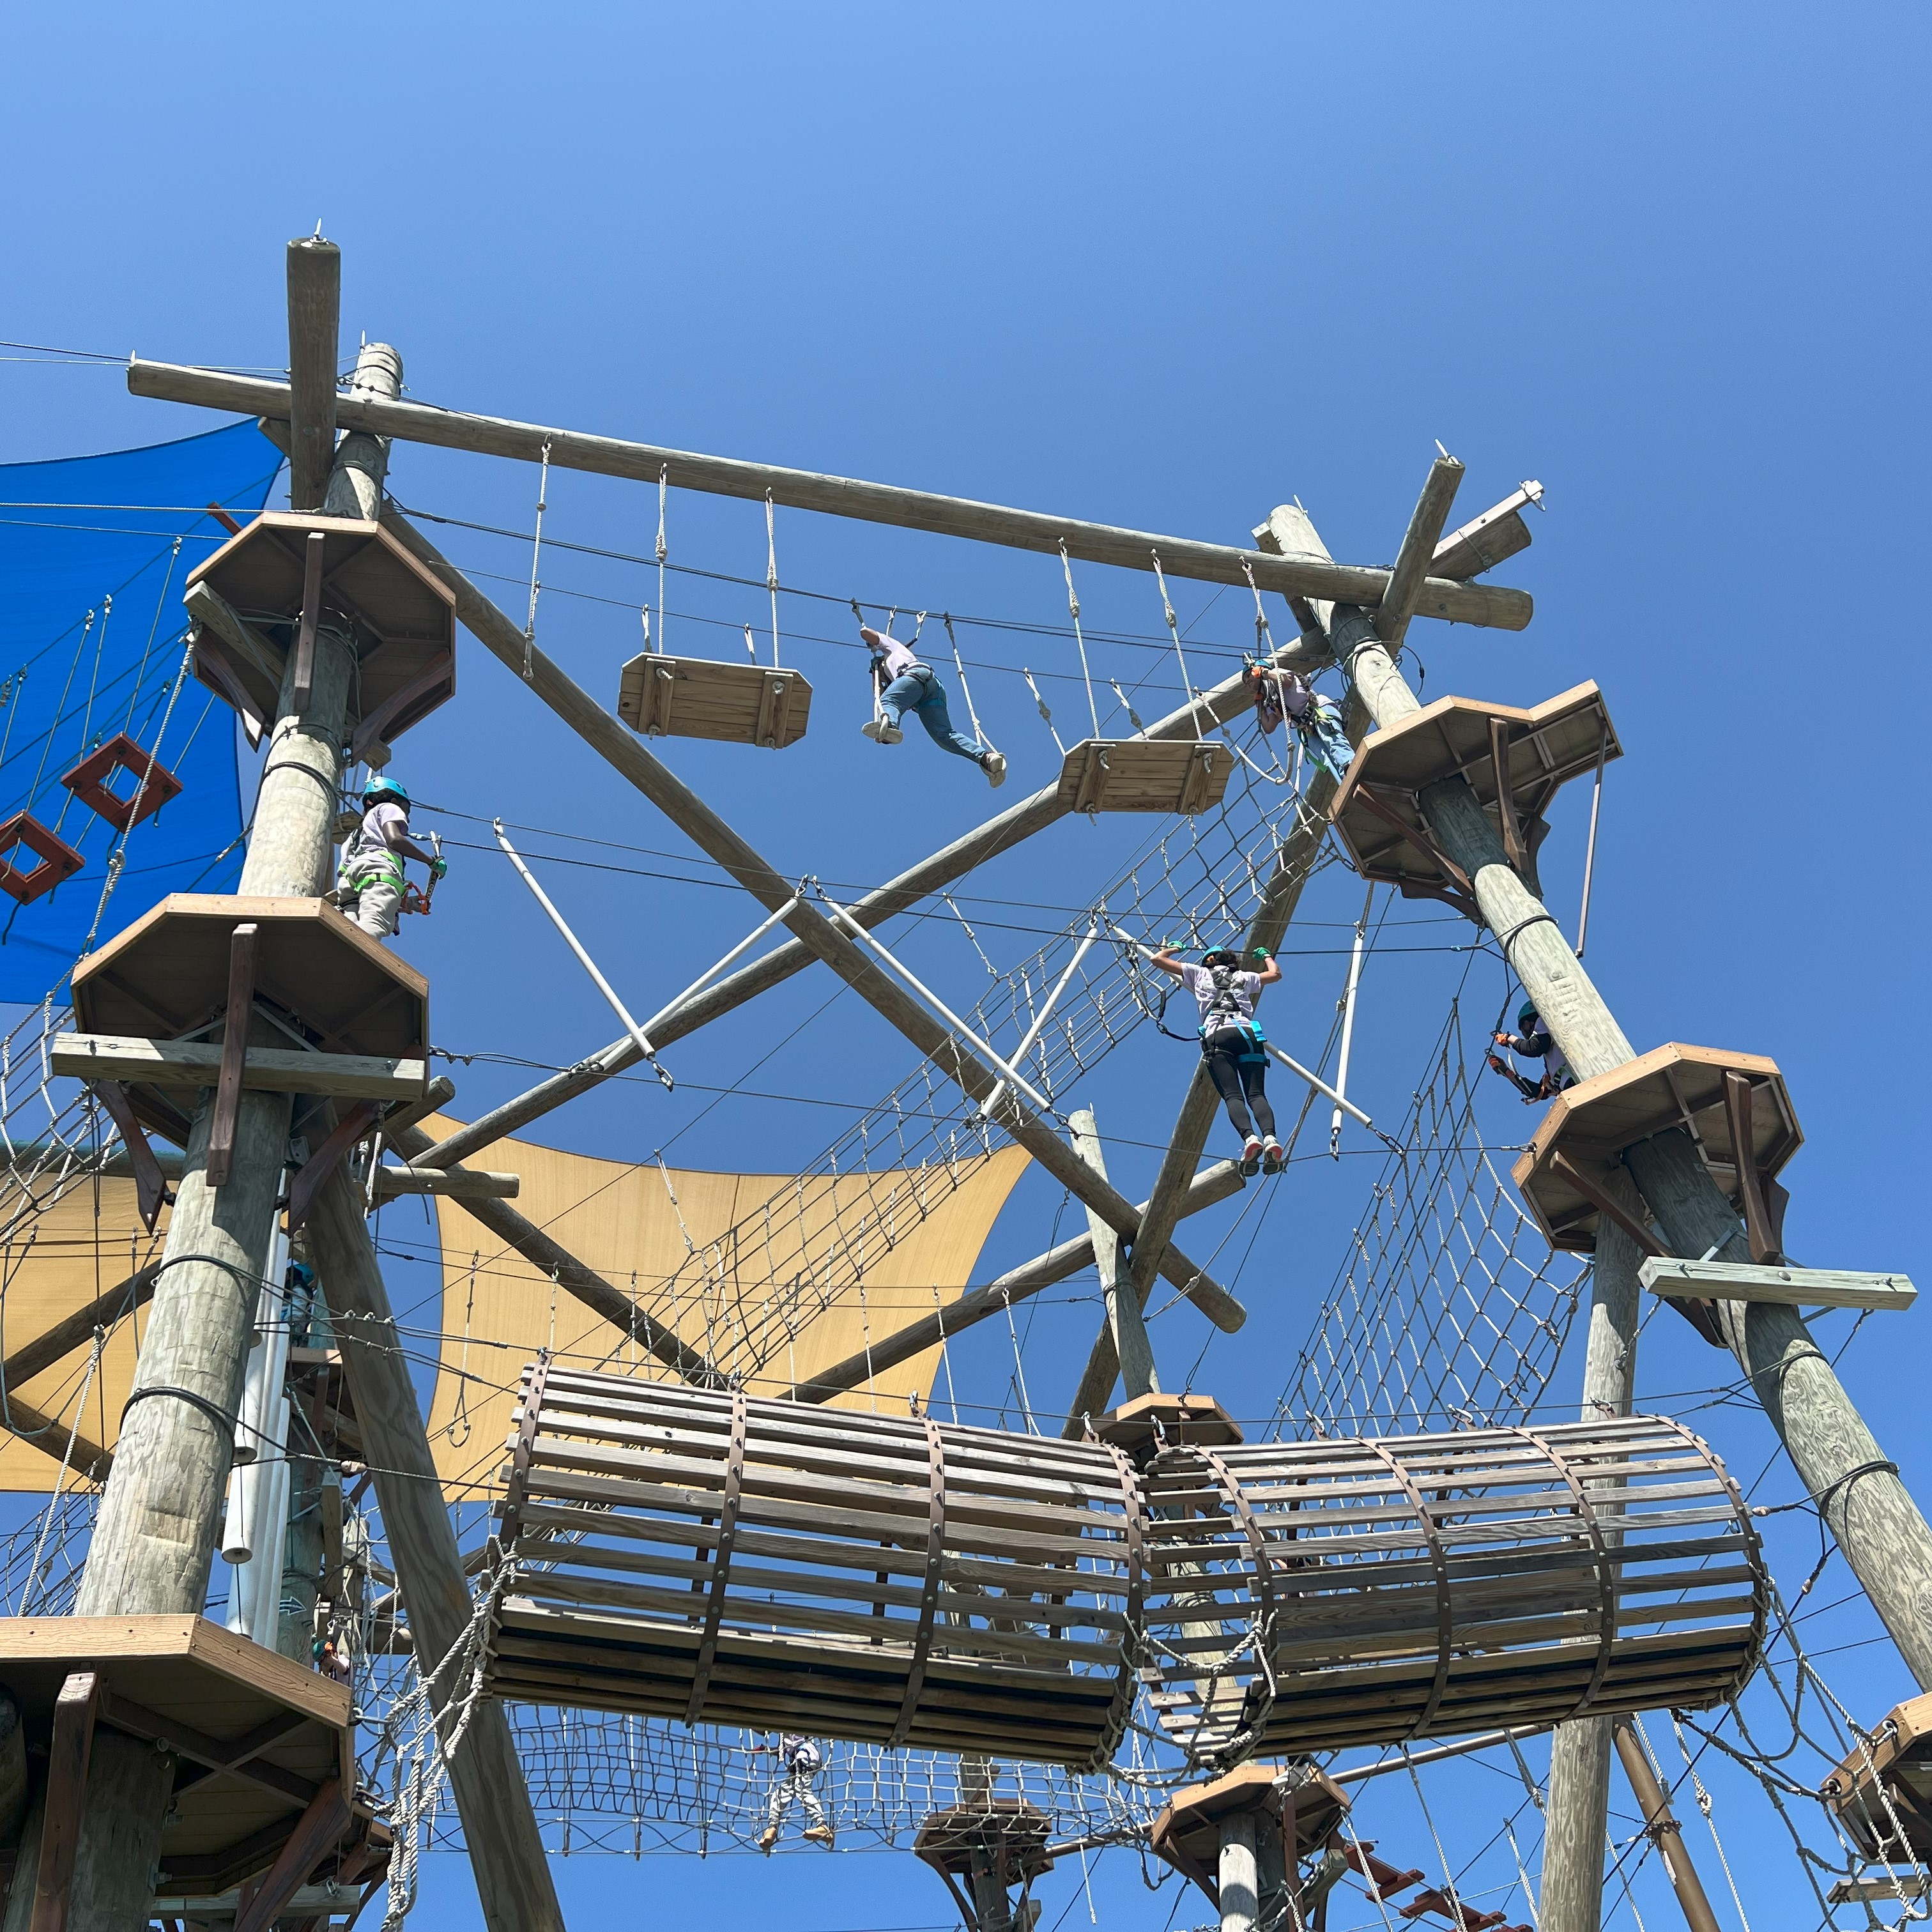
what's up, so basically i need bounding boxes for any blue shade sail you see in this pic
[0,420,280,1000]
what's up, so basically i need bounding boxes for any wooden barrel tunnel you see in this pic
[484,1372,1765,1770]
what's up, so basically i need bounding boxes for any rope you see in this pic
[1059,541,1101,742]
[941,615,997,759]
[765,491,781,669]
[522,438,551,678]
[1022,668,1066,756]
[1149,551,1202,740]
[654,463,668,652]
[18,1329,102,1609]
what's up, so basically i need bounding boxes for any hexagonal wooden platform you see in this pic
[1512,1043,1800,1253]
[1330,682,1618,892]
[1148,1762,1351,1896]
[186,512,456,751]
[618,652,811,748]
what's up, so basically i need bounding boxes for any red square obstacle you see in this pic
[59,732,183,832]
[0,812,84,905]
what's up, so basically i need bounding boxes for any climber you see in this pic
[1149,942,1286,1175]
[859,621,1006,789]
[333,776,445,941]
[753,1732,834,1852]
[1487,1002,1575,1104]
[1246,662,1353,782]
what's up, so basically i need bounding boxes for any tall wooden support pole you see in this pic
[1068,1110,1159,1408]
[285,237,339,513]
[1259,489,1932,1689]
[323,341,402,521]
[1611,1721,1721,1932]
[303,1165,565,1932]
[1540,1169,1648,1932]
[1218,1811,1261,1932]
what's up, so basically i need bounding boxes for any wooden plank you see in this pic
[204,924,259,1188]
[1641,1257,1917,1312]
[52,1035,428,1101]
[29,1671,100,1932]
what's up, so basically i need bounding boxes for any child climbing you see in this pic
[333,776,446,940]
[1247,663,1353,782]
[754,1732,834,1851]
[1149,942,1286,1174]
[859,621,1006,789]
[1487,1002,1575,1103]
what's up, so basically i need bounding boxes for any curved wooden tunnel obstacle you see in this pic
[481,1374,1765,1770]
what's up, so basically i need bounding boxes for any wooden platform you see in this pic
[1512,1044,1801,1254]
[0,1615,369,1895]
[617,652,811,748]
[1094,1392,1241,1460]
[1055,739,1230,815]
[913,1802,1056,1884]
[1148,1763,1350,1894]
[1329,682,1618,896]
[1823,1691,1932,1859]
[186,513,456,755]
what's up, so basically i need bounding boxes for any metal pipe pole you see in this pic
[1613,1721,1722,1932]
[1329,887,1370,1156]
[980,922,1096,1118]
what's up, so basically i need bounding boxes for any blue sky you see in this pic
[3,6,1928,1928]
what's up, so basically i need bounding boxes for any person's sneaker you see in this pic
[1261,1140,1285,1176]
[983,749,1007,788]
[1239,1137,1264,1177]
[758,1827,778,1855]
[861,718,888,742]
[804,1825,836,1847]
[880,722,903,744]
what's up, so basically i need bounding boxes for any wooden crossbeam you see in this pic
[132,359,1533,629]
[371,1163,518,1200]
[1641,1257,1917,1313]
[53,1034,427,1101]
[1376,454,1464,651]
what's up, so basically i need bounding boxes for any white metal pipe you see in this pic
[249,1399,291,1639]
[495,819,671,1088]
[1264,1045,1376,1130]
[223,1215,290,1556]
[1575,724,1609,960]
[980,922,1097,1118]
[638,896,801,1047]
[1330,889,1371,1157]
[817,894,1057,1119]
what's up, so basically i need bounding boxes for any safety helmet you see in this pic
[363,776,410,809]
[1201,949,1243,970]
[1517,1001,1539,1031]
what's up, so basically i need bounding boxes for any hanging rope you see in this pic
[654,464,669,654]
[941,615,998,762]
[1108,678,1144,733]
[1149,551,1203,740]
[765,491,781,669]
[522,440,551,679]
[1058,541,1101,742]
[1022,668,1066,756]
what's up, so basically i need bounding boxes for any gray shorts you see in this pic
[340,873,403,939]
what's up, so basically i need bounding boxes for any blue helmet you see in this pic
[363,776,410,809]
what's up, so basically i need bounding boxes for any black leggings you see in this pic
[1202,1027,1276,1142]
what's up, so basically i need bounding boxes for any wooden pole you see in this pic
[1540,1168,1648,1932]
[323,341,402,521]
[371,508,1246,1331]
[1261,487,1932,1688]
[1218,1811,1261,1932]
[1070,1108,1160,1404]
[1612,1721,1721,1932]
[284,238,339,513]
[405,571,1325,1173]
[130,358,1531,630]
[303,1162,565,1932]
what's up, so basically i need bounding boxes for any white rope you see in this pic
[741,623,757,664]
[17,1329,102,1612]
[1022,668,1066,756]
[522,438,551,678]
[654,463,668,652]
[941,615,998,759]
[1150,549,1203,740]
[1058,541,1101,741]
[765,491,781,668]
[1108,678,1145,733]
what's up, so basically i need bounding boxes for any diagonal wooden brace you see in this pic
[1549,1150,1667,1258]
[285,1100,381,1232]
[1724,1069,1784,1264]
[29,1671,101,1932]
[233,1777,353,1932]
[205,923,260,1188]
[293,530,325,714]
[91,1080,173,1232]
[1489,716,1528,871]
[1353,784,1481,919]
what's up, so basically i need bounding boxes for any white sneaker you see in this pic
[983,750,1007,788]
[1240,1137,1263,1177]
[861,719,904,745]
[1261,1140,1285,1176]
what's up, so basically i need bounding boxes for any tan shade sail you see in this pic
[423,1121,1031,1499]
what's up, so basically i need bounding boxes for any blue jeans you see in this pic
[879,666,985,764]
[1300,707,1353,781]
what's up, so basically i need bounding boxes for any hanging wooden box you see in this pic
[185,513,456,755]
[482,1375,1763,1770]
[1054,739,1230,815]
[59,733,183,832]
[0,1615,379,1896]
[617,652,811,749]
[1822,1691,1932,1859]
[1511,1043,1801,1254]
[0,813,84,906]
[1329,683,1618,893]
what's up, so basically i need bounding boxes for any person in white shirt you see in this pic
[1148,942,1287,1174]
[754,1733,834,1851]
[334,776,443,940]
[1246,663,1353,782]
[859,623,1006,789]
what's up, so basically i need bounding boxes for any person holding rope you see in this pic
[332,776,446,940]
[857,617,1006,788]
[1487,1001,1575,1103]
[1149,942,1285,1175]
[1246,662,1353,782]
[753,1732,835,1851]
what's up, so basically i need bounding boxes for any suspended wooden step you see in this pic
[1054,738,1229,815]
[0,1614,385,1903]
[1823,1691,1932,1859]
[70,893,430,1154]
[618,651,811,749]
[59,732,183,832]
[1512,1043,1801,1255]
[184,512,456,760]
[1329,682,1618,905]
[0,812,84,906]
[1147,1763,1351,1910]
[481,1371,1764,1768]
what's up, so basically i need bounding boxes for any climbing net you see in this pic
[1270,999,1590,1439]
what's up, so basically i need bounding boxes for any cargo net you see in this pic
[622,763,1337,1392]
[1270,998,1590,1439]
[0,996,122,1258]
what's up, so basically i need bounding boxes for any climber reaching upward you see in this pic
[1149,942,1286,1175]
